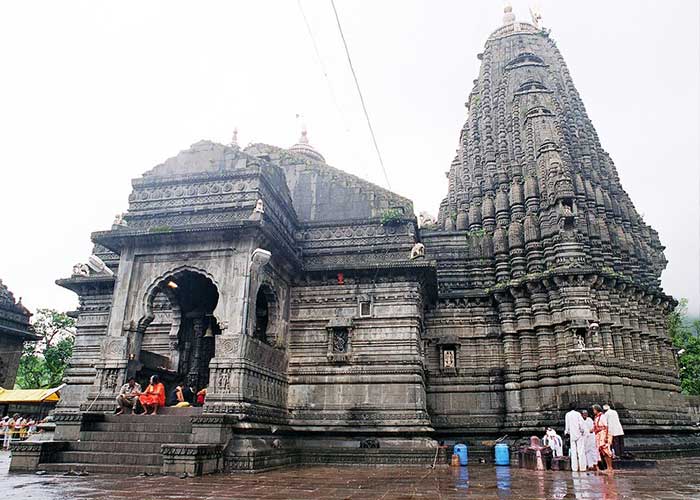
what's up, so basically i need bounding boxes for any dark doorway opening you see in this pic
[254,287,269,343]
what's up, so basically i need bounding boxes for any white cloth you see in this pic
[582,417,600,466]
[606,409,624,436]
[564,410,588,472]
[543,430,563,457]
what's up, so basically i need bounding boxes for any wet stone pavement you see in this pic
[2,452,700,499]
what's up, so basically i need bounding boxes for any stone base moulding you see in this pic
[8,441,69,472]
[161,444,223,476]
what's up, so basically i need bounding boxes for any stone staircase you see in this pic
[38,409,199,475]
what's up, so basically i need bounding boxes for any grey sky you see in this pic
[1,0,698,317]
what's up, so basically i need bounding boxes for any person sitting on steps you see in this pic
[116,377,142,415]
[138,375,166,415]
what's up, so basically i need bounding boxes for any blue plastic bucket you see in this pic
[454,443,468,466]
[494,442,510,465]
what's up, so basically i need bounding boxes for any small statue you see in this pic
[254,199,265,214]
[409,242,426,260]
[575,334,586,350]
[443,350,456,368]
[418,211,437,229]
[113,213,127,227]
[72,263,90,277]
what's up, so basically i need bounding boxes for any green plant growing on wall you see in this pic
[380,209,404,226]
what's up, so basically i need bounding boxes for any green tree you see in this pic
[15,309,75,389]
[667,299,700,395]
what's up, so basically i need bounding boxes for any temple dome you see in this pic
[289,127,325,163]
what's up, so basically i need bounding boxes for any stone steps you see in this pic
[79,430,192,444]
[55,450,163,466]
[70,440,163,454]
[36,413,196,475]
[83,421,191,433]
[38,462,163,475]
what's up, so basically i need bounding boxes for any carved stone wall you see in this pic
[287,279,432,431]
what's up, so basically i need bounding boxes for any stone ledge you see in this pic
[9,441,69,472]
[161,443,223,476]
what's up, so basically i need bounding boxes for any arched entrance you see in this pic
[139,269,220,393]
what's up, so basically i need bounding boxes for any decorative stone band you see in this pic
[161,443,223,458]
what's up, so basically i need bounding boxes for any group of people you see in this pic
[115,375,207,415]
[0,414,44,449]
[563,403,625,473]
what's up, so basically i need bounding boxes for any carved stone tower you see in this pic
[424,8,691,433]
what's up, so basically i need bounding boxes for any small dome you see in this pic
[289,127,325,163]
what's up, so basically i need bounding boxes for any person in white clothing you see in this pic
[581,410,600,470]
[543,427,563,457]
[604,404,625,458]
[564,403,587,472]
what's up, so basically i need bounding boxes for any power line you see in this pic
[296,0,350,132]
[329,0,391,190]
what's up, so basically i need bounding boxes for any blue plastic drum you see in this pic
[454,443,468,465]
[494,442,510,465]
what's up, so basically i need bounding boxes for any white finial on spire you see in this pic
[299,124,309,144]
[231,127,239,147]
[529,5,542,29]
[503,2,516,25]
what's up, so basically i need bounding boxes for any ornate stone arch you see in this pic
[132,265,223,374]
[138,264,223,332]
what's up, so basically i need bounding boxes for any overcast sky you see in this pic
[1,0,698,317]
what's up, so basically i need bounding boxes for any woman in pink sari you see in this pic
[592,404,613,473]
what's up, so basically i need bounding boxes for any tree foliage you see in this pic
[667,299,700,396]
[15,309,75,389]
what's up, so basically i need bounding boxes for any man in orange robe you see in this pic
[138,375,166,415]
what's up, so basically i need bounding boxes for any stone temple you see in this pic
[11,9,698,474]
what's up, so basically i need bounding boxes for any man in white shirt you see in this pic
[564,404,587,472]
[604,404,625,458]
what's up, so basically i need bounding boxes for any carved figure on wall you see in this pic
[72,263,90,277]
[113,213,127,226]
[254,199,265,214]
[332,328,349,353]
[409,242,426,260]
[443,349,456,368]
[419,212,437,229]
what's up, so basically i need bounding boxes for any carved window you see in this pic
[326,318,353,363]
[332,328,349,353]
[438,339,459,374]
[358,297,372,318]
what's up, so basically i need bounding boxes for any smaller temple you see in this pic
[0,279,37,388]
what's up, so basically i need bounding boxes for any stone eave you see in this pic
[0,323,40,342]
[91,219,303,273]
[56,274,116,295]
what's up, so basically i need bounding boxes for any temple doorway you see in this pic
[138,270,220,394]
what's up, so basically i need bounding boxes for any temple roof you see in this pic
[0,278,36,341]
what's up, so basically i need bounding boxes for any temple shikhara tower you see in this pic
[11,7,697,474]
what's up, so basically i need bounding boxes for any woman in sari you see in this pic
[592,404,613,473]
[139,375,166,415]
